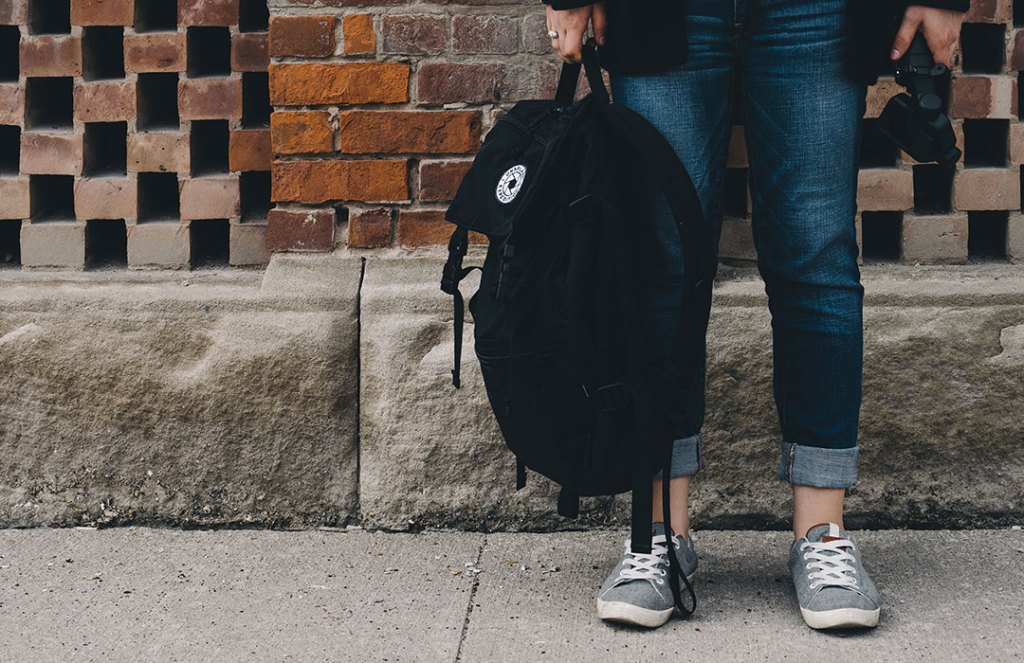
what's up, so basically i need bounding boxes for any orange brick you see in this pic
[20,36,82,77]
[75,80,135,122]
[0,178,30,220]
[229,129,272,172]
[20,132,83,175]
[269,16,336,57]
[419,160,471,202]
[269,62,408,106]
[396,209,451,247]
[271,111,334,155]
[128,131,190,173]
[178,0,238,27]
[272,159,408,204]
[178,78,242,120]
[267,207,336,252]
[0,1,28,24]
[70,0,134,25]
[124,33,187,73]
[337,111,481,154]
[74,177,136,220]
[348,208,392,248]
[857,168,914,211]
[231,33,269,72]
[0,84,23,125]
[954,168,1021,210]
[343,14,375,55]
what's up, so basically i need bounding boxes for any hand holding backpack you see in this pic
[440,40,717,617]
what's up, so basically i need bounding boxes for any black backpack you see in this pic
[440,42,716,616]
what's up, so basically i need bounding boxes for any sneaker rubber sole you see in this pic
[799,606,880,630]
[596,573,696,628]
[597,599,674,628]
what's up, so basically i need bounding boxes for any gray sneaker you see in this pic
[789,522,881,630]
[596,522,698,628]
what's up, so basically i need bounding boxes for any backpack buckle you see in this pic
[441,231,469,295]
[440,255,463,295]
[594,382,630,412]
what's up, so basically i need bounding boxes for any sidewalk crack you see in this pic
[453,534,487,663]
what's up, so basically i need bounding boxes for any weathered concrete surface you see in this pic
[461,529,1024,663]
[0,527,482,663]
[0,254,363,528]
[361,256,1024,530]
[0,528,1020,662]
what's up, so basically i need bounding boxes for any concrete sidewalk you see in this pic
[0,528,1021,662]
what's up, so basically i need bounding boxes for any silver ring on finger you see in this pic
[547,30,559,39]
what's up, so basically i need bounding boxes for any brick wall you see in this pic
[0,0,272,269]
[2,1,1023,269]
[265,0,1024,265]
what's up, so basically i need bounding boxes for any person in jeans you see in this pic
[543,0,967,630]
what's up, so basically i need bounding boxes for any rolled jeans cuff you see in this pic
[653,432,705,480]
[776,441,858,488]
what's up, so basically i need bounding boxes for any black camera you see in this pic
[878,32,961,167]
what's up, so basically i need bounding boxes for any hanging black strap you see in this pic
[555,39,609,107]
[661,446,697,618]
[515,457,527,490]
[557,487,580,518]
[440,226,480,389]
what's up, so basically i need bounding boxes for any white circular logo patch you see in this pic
[496,164,527,204]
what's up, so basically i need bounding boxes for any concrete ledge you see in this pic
[2,255,1022,530]
[0,255,363,528]
[360,256,1024,530]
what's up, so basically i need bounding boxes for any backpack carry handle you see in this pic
[555,38,609,106]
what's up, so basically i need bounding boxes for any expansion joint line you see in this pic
[453,534,488,663]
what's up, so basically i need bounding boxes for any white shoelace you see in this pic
[613,534,671,587]
[800,538,859,590]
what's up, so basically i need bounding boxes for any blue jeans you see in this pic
[615,0,867,488]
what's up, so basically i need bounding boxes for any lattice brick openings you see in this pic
[266,0,1024,265]
[0,0,271,269]
[3,1,1024,269]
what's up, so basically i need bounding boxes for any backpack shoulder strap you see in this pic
[440,225,481,389]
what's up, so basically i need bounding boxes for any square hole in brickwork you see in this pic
[25,77,73,129]
[963,119,1008,167]
[859,118,900,168]
[190,219,229,267]
[240,171,270,221]
[134,0,178,32]
[1016,0,1024,28]
[187,27,230,78]
[723,168,748,218]
[85,219,127,268]
[960,24,1006,74]
[968,211,1008,260]
[0,125,20,174]
[137,73,180,130]
[84,122,127,176]
[30,175,75,221]
[29,0,70,35]
[861,211,902,262]
[0,26,19,82]
[912,164,953,215]
[82,27,125,81]
[242,72,270,128]
[138,172,180,221]
[190,120,229,176]
[239,0,269,33]
[0,220,20,268]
